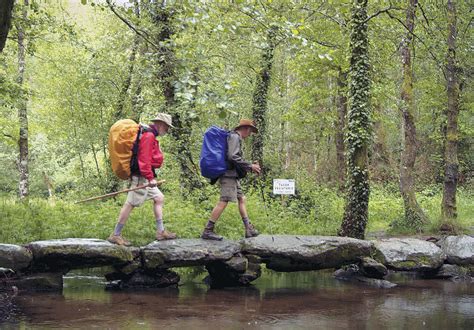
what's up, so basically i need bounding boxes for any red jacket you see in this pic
[137,131,163,181]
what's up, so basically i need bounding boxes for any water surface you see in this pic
[1,269,473,329]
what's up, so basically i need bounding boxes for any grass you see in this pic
[0,185,472,245]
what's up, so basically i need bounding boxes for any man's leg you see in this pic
[153,192,177,240]
[108,202,134,246]
[238,195,259,238]
[201,201,228,240]
[210,200,229,222]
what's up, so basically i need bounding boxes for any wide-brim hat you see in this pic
[234,119,258,133]
[151,113,175,128]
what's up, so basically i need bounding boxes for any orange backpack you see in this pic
[108,119,143,180]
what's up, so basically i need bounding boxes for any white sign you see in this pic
[273,179,295,195]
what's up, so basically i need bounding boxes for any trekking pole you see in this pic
[74,180,165,204]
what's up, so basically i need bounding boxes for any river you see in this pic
[1,269,473,329]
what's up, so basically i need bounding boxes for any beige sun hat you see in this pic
[234,119,258,133]
[151,113,175,128]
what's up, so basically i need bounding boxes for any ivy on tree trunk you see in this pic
[338,0,371,239]
[441,0,460,225]
[152,4,203,192]
[251,25,278,169]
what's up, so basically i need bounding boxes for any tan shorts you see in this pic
[126,176,163,207]
[219,176,243,202]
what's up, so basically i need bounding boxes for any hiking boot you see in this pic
[245,224,259,238]
[156,230,177,241]
[201,228,223,241]
[107,234,131,246]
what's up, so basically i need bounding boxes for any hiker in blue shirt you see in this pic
[201,119,261,240]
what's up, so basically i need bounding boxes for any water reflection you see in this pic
[1,269,473,329]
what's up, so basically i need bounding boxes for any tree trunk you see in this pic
[43,171,53,198]
[335,68,347,191]
[338,0,371,239]
[0,0,14,52]
[114,0,140,119]
[441,0,460,225]
[131,80,143,122]
[251,25,278,169]
[399,0,428,231]
[107,0,141,193]
[151,4,203,192]
[17,0,29,200]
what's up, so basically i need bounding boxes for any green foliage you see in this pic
[0,1,472,239]
[1,184,472,245]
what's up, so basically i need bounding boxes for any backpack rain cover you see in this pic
[200,126,229,179]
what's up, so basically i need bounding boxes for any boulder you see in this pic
[9,272,63,291]
[106,269,180,289]
[436,235,474,265]
[141,239,241,269]
[334,266,397,289]
[374,238,445,271]
[431,264,472,281]
[0,244,32,271]
[206,254,262,288]
[241,235,374,272]
[359,257,388,279]
[27,239,134,272]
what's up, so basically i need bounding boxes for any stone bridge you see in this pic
[1,235,472,291]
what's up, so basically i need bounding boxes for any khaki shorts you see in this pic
[126,176,163,207]
[219,176,243,202]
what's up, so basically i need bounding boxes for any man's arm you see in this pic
[227,133,252,172]
[137,132,155,181]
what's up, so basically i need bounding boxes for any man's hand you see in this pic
[148,179,158,187]
[251,163,261,175]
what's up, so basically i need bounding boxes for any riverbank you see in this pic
[0,187,473,246]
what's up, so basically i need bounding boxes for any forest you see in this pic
[0,0,472,245]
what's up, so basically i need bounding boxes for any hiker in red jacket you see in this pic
[108,113,177,246]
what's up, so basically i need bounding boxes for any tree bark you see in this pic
[114,0,140,120]
[399,0,428,231]
[17,0,29,200]
[43,171,53,198]
[338,0,371,239]
[0,0,14,52]
[131,79,143,122]
[251,25,278,170]
[151,4,203,192]
[335,68,347,191]
[441,0,460,223]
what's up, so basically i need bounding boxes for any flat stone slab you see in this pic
[240,235,374,271]
[436,235,474,265]
[0,244,32,271]
[141,239,241,269]
[374,238,445,271]
[27,238,134,272]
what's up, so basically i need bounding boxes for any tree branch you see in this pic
[105,0,160,51]
[385,10,447,80]
[364,4,402,23]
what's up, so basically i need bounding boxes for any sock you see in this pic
[156,219,165,232]
[242,217,250,227]
[113,223,124,236]
[206,220,215,230]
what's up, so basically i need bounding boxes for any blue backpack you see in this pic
[200,126,229,180]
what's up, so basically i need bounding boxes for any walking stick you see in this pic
[75,180,165,204]
[254,165,274,242]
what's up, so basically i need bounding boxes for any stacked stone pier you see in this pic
[0,235,472,291]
